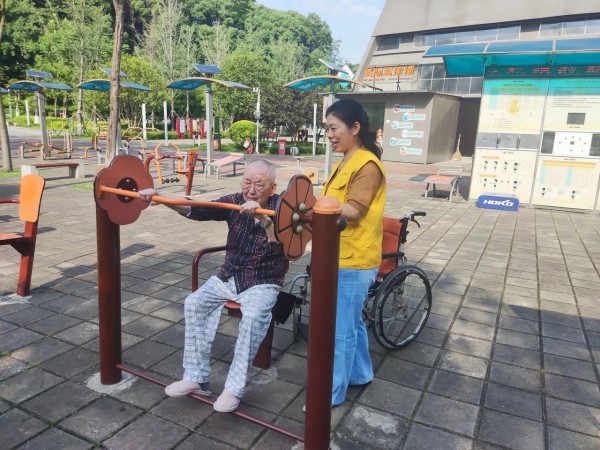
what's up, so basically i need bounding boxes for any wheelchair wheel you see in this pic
[371,265,431,349]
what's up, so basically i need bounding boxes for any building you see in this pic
[344,0,600,165]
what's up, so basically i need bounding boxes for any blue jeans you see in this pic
[332,267,378,406]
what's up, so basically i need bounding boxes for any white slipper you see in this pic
[213,389,240,412]
[165,380,212,397]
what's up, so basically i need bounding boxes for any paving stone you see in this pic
[243,377,303,412]
[150,303,185,323]
[438,350,488,379]
[586,330,600,346]
[198,405,275,448]
[545,373,600,407]
[60,396,142,442]
[414,327,447,347]
[544,353,597,382]
[53,322,99,345]
[152,323,185,347]
[461,297,501,314]
[484,382,542,421]
[0,367,62,403]
[122,296,171,314]
[0,327,45,352]
[358,378,421,419]
[546,397,600,437]
[0,302,32,317]
[0,319,17,335]
[542,322,586,343]
[22,381,99,422]
[152,396,213,430]
[414,392,479,437]
[425,313,453,331]
[26,313,82,335]
[445,334,492,359]
[427,369,483,405]
[457,307,497,326]
[17,427,93,450]
[404,423,473,450]
[543,337,591,361]
[488,361,541,392]
[337,404,407,450]
[498,315,539,335]
[496,328,540,350]
[41,347,98,378]
[253,416,306,449]
[392,341,440,367]
[123,339,178,369]
[376,357,431,390]
[0,356,29,382]
[174,433,236,449]
[541,309,581,328]
[501,303,539,322]
[3,306,56,326]
[126,280,171,296]
[478,409,544,450]
[0,408,49,449]
[103,413,189,450]
[10,336,73,365]
[122,316,173,338]
[451,319,495,341]
[547,426,600,450]
[493,343,541,370]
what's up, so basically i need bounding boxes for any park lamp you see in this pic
[253,87,260,154]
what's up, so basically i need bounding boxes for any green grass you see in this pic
[0,171,20,177]
[68,182,94,190]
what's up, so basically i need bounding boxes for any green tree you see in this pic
[1,0,11,171]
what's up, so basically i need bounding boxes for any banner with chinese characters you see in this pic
[363,65,416,83]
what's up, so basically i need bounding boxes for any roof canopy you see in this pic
[9,80,73,91]
[167,77,250,91]
[423,37,600,77]
[1,87,7,94]
[77,79,151,91]
[285,75,381,91]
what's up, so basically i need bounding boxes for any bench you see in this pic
[423,167,462,201]
[0,174,46,296]
[204,154,246,179]
[21,162,85,179]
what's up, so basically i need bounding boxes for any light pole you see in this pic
[253,87,260,154]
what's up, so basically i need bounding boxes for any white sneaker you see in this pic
[165,380,212,397]
[213,389,240,412]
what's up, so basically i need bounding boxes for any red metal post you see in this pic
[304,196,342,450]
[96,205,123,384]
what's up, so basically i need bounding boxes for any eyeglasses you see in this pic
[241,180,271,193]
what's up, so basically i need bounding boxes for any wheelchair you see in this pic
[287,211,432,350]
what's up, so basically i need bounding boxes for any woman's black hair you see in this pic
[325,99,382,160]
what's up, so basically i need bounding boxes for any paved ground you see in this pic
[1,129,600,449]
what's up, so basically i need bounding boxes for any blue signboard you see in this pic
[477,193,519,211]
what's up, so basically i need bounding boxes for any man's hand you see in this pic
[138,188,159,204]
[241,201,270,227]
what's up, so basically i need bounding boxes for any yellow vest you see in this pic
[323,149,386,269]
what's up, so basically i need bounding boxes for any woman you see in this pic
[322,99,387,406]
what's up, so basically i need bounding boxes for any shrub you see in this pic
[228,120,256,148]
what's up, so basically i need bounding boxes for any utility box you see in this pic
[278,138,286,156]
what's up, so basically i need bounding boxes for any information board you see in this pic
[543,78,600,132]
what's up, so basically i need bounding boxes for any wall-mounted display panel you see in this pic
[543,79,600,132]
[531,156,600,210]
[469,149,537,201]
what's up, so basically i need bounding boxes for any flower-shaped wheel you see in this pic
[94,155,154,225]
[275,175,316,261]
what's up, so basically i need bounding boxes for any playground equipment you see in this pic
[9,70,74,159]
[94,155,340,447]
[143,142,205,195]
[78,69,151,163]
[168,64,251,175]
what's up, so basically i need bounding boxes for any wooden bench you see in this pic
[423,167,462,201]
[0,174,46,296]
[204,154,246,179]
[21,162,85,179]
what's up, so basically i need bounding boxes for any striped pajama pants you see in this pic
[182,275,279,397]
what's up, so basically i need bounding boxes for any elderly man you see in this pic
[139,159,285,412]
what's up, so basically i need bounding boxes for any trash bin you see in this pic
[278,138,286,156]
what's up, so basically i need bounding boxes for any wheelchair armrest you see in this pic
[381,251,404,260]
[192,245,228,291]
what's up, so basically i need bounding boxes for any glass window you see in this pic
[378,36,400,51]
[419,79,432,91]
[422,34,436,46]
[476,28,497,42]
[444,78,457,94]
[431,79,444,92]
[563,20,586,36]
[586,19,600,34]
[432,64,446,78]
[436,32,455,45]
[470,77,483,94]
[456,78,471,94]
[497,25,520,40]
[539,22,562,37]
[455,30,476,44]
[413,34,422,47]
[419,64,433,79]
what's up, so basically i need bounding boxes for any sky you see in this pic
[256,0,387,64]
